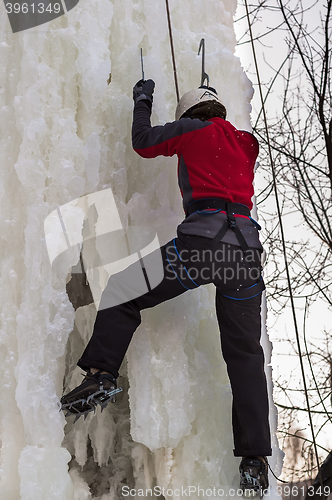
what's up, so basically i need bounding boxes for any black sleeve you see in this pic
[131,101,211,158]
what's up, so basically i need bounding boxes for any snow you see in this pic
[0,0,282,498]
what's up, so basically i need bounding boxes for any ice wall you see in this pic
[0,0,281,498]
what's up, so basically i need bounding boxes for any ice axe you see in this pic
[198,38,210,87]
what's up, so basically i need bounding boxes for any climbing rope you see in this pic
[165,0,180,102]
[243,0,323,488]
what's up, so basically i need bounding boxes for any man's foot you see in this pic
[60,369,122,422]
[239,456,269,497]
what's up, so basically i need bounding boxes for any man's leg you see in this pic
[61,238,198,417]
[77,238,199,378]
[215,290,271,457]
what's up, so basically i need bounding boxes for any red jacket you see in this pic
[132,100,259,211]
[132,100,262,249]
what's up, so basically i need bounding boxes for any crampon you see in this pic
[60,370,123,422]
[239,456,269,498]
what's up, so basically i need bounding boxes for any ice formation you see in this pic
[0,0,282,498]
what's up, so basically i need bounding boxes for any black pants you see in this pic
[78,234,272,457]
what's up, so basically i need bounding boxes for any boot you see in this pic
[239,456,269,497]
[60,370,122,422]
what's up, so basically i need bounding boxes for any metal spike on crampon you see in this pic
[239,456,268,499]
[61,386,123,419]
[240,471,264,498]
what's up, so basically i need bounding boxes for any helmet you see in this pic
[175,86,225,121]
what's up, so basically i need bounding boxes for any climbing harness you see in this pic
[187,197,266,300]
[221,277,265,301]
[186,198,251,254]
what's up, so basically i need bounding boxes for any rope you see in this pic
[165,0,180,102]
[268,462,288,484]
[243,0,324,488]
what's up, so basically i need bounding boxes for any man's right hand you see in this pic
[133,79,155,105]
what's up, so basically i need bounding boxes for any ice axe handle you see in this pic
[140,48,145,82]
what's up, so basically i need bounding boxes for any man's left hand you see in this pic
[133,79,155,104]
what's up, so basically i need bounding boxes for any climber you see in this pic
[61,79,271,493]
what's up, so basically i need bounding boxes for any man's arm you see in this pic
[132,100,182,158]
[131,78,211,159]
[132,102,211,159]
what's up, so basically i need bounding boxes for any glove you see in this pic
[133,79,155,105]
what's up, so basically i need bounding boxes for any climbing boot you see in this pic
[60,370,122,422]
[239,456,269,497]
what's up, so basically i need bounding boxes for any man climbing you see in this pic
[61,79,271,493]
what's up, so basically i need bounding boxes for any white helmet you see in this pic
[175,87,225,121]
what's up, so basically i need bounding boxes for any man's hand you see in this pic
[133,79,155,105]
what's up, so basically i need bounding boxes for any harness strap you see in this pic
[186,198,250,217]
[226,208,250,253]
[209,220,229,249]
[185,198,252,253]
[205,202,250,253]
[221,277,265,300]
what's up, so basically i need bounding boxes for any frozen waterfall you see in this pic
[0,0,282,498]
